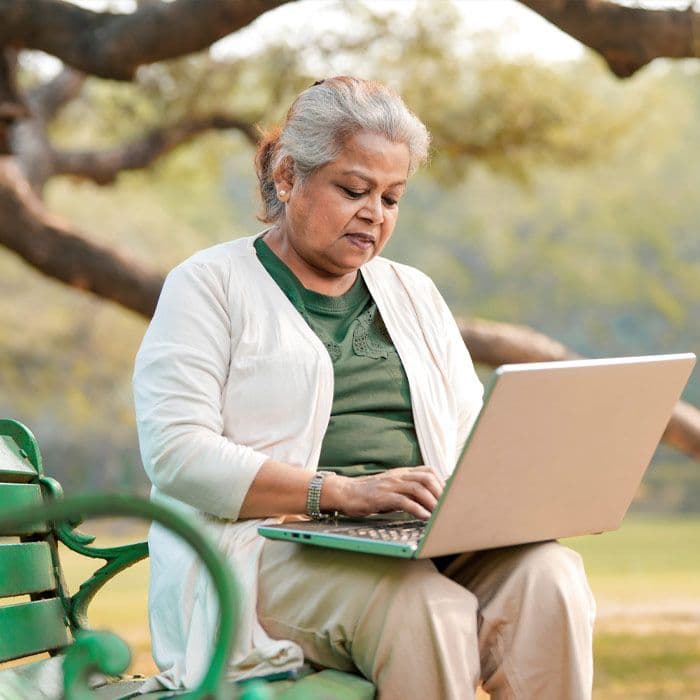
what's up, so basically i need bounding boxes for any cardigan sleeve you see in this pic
[133,260,268,520]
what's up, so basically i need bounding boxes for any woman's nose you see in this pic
[358,195,384,224]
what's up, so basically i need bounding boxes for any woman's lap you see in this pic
[257,539,595,700]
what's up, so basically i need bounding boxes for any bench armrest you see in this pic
[0,494,251,700]
[38,476,149,631]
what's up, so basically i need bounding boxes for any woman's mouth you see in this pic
[344,233,375,250]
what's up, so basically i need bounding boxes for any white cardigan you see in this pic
[133,234,483,688]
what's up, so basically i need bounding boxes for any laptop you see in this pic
[258,353,696,558]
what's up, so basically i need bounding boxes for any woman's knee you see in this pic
[508,542,596,620]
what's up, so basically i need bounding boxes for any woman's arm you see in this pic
[134,261,269,520]
[239,460,445,521]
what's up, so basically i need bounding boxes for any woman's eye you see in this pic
[340,186,399,207]
[341,187,365,199]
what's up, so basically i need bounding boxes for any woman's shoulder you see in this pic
[165,234,262,286]
[157,235,266,312]
[177,235,257,270]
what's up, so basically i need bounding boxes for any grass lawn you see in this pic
[56,515,700,698]
[566,516,700,699]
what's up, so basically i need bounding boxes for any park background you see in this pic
[1,0,699,697]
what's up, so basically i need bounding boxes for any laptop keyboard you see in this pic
[319,520,426,546]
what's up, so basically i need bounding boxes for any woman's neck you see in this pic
[263,228,358,297]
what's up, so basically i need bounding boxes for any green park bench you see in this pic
[0,418,376,700]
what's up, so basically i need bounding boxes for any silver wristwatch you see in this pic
[306,471,335,519]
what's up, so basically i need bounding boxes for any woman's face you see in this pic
[270,131,410,293]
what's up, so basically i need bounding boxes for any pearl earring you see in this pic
[278,189,287,198]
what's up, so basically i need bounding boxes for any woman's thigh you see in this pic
[257,539,479,674]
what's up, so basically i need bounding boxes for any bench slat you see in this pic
[0,483,47,535]
[0,598,70,662]
[0,543,56,597]
[278,669,376,699]
[0,437,37,483]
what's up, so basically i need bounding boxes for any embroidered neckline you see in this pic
[351,305,392,360]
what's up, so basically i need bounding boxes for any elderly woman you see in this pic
[133,76,595,699]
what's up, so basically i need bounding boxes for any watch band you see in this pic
[306,470,334,519]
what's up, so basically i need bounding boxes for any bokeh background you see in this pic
[1,1,699,697]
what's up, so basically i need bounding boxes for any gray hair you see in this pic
[255,76,430,223]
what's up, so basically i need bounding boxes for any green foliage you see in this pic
[638,450,700,514]
[47,0,636,183]
[382,65,700,391]
[2,1,700,503]
[376,18,643,182]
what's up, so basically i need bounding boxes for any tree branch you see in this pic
[51,113,258,185]
[0,0,292,80]
[518,0,700,78]
[27,67,86,122]
[458,317,700,463]
[10,69,87,192]
[458,317,579,366]
[0,156,163,315]
[0,48,28,153]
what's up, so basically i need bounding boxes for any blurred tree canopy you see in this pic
[2,0,699,313]
[0,0,699,502]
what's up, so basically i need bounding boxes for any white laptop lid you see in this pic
[418,353,696,558]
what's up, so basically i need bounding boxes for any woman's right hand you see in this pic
[322,466,445,521]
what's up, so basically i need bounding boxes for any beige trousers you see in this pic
[258,539,596,700]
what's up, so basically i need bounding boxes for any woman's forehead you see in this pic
[327,132,410,184]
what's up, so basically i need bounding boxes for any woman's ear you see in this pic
[272,156,295,203]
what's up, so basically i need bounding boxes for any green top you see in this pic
[255,236,423,476]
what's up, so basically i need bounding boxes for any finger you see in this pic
[388,479,438,514]
[365,469,442,507]
[398,468,444,501]
[407,465,446,489]
[382,494,432,521]
[416,464,445,488]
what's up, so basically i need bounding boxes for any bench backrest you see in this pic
[0,419,71,664]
